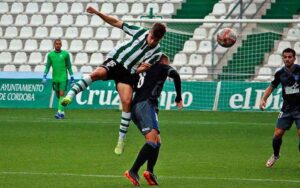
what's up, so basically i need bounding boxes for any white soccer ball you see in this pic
[216,28,237,48]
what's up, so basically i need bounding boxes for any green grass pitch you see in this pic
[0,109,300,188]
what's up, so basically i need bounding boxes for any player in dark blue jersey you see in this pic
[259,48,300,168]
[124,55,183,186]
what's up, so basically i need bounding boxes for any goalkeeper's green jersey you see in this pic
[44,50,73,82]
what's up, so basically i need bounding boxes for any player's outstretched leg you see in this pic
[114,111,131,155]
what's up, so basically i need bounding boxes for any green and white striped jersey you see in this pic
[107,23,162,73]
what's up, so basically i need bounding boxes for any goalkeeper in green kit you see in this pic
[42,39,75,119]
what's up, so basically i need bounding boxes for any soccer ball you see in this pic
[216,28,237,48]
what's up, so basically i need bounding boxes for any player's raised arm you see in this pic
[86,6,123,29]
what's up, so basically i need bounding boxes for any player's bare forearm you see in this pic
[86,6,123,28]
[136,63,151,74]
[259,86,273,111]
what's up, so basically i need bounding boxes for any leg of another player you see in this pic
[114,83,132,155]
[56,90,65,119]
[266,128,285,167]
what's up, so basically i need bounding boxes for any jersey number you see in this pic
[137,72,146,88]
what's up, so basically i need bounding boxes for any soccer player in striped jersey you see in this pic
[124,54,182,186]
[61,6,166,155]
[42,39,74,119]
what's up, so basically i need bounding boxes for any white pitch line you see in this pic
[1,171,300,184]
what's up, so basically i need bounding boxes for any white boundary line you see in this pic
[1,171,300,184]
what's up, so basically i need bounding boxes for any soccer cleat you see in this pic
[266,154,280,168]
[61,96,72,106]
[143,171,159,186]
[124,170,140,186]
[114,139,125,155]
[54,112,65,119]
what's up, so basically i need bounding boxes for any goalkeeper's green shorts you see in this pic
[52,80,68,92]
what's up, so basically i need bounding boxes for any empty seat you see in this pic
[228,3,241,16]
[276,41,291,54]
[74,53,89,65]
[182,41,197,53]
[110,28,122,40]
[61,40,69,50]
[212,2,226,16]
[146,3,159,15]
[50,27,63,38]
[70,2,84,14]
[188,54,203,66]
[3,65,16,72]
[60,15,74,26]
[11,2,24,14]
[24,39,38,52]
[286,28,300,41]
[161,3,175,15]
[34,65,45,72]
[100,40,114,53]
[30,14,44,26]
[131,3,144,15]
[35,26,48,38]
[90,53,103,65]
[294,41,300,54]
[65,27,79,38]
[172,53,187,66]
[0,2,9,14]
[13,52,27,64]
[202,15,217,27]
[194,67,208,79]
[80,65,93,73]
[100,3,114,14]
[80,27,94,39]
[55,2,69,14]
[28,52,43,65]
[74,15,89,26]
[1,14,13,26]
[69,40,84,52]
[244,3,257,16]
[255,67,272,81]
[19,26,33,38]
[203,54,218,66]
[19,65,32,72]
[39,39,53,52]
[0,52,12,65]
[0,39,8,51]
[95,27,109,39]
[179,66,193,80]
[266,54,282,67]
[86,3,99,11]
[198,40,212,53]
[90,15,104,26]
[215,44,228,54]
[115,3,129,15]
[4,26,18,38]
[9,39,23,51]
[25,2,39,14]
[85,40,99,52]
[0,27,2,37]
[15,14,28,26]
[45,15,58,26]
[40,2,54,14]
[193,28,207,40]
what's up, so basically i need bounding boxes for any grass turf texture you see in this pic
[0,109,299,188]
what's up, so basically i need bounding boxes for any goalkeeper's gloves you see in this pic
[42,74,47,84]
[70,76,75,86]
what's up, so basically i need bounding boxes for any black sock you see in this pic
[130,143,154,174]
[147,142,160,173]
[273,137,282,157]
[298,140,300,153]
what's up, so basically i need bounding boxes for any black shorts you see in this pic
[276,110,300,130]
[100,58,134,86]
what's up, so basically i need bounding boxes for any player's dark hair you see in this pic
[150,23,166,39]
[54,38,62,44]
[282,48,296,57]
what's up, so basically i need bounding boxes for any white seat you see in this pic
[34,65,45,72]
[276,41,292,54]
[55,2,69,14]
[4,26,18,38]
[72,65,78,73]
[86,3,99,11]
[50,27,63,38]
[267,54,282,67]
[80,27,94,39]
[28,52,43,65]
[0,39,8,51]
[90,53,103,65]
[101,3,114,14]
[70,2,84,14]
[131,3,144,15]
[19,65,32,72]
[61,40,69,50]
[100,40,114,53]
[110,28,122,40]
[40,2,54,14]
[80,65,93,73]
[244,3,257,16]
[19,26,33,38]
[160,3,175,15]
[85,40,99,52]
[194,67,208,79]
[202,15,217,27]
[286,28,300,41]
[204,54,218,66]
[294,41,300,54]
[35,26,48,38]
[95,27,109,39]
[13,52,27,64]
[255,67,272,81]
[1,14,13,26]
[11,2,24,14]
[74,15,89,26]
[39,39,53,52]
[182,40,197,53]
[212,2,226,16]
[65,27,79,39]
[60,15,74,26]
[228,3,241,16]
[15,14,28,26]
[45,15,58,26]
[188,54,203,66]
[30,14,43,26]
[198,40,212,53]
[179,66,193,80]
[208,28,217,39]
[90,15,104,26]
[193,28,207,40]
[69,40,84,52]
[0,27,2,37]
[172,53,187,66]
[24,39,38,52]
[0,2,9,14]
[74,53,89,65]
[0,52,12,65]
[146,3,159,15]
[215,44,228,54]
[3,65,16,72]
[9,39,23,51]
[25,2,39,14]
[115,3,129,15]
